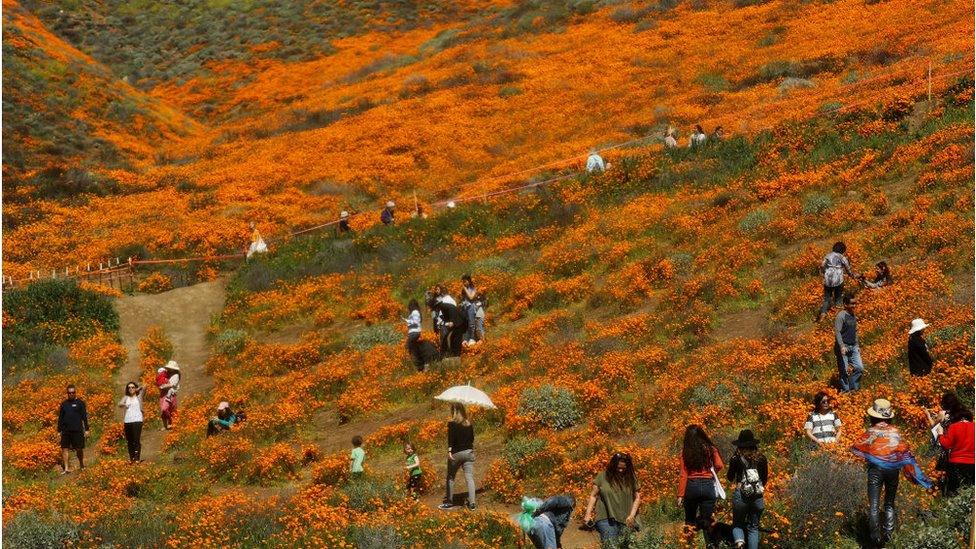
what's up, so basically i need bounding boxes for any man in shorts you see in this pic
[58,384,89,473]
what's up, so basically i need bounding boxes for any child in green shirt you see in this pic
[404,441,423,498]
[350,435,365,475]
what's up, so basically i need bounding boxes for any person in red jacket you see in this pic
[678,425,724,541]
[933,393,975,495]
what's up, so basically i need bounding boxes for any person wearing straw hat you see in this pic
[906,318,933,377]
[851,399,932,547]
[586,149,607,173]
[381,201,396,226]
[158,360,181,430]
[726,430,768,549]
[206,401,237,437]
[664,126,678,149]
[439,402,477,510]
[336,211,352,235]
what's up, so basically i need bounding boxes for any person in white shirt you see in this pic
[586,150,607,173]
[404,299,423,368]
[118,382,145,462]
[664,126,678,149]
[688,125,707,148]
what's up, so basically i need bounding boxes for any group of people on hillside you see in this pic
[813,242,935,394]
[403,275,487,370]
[664,124,724,150]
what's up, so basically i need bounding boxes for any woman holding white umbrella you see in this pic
[435,384,494,511]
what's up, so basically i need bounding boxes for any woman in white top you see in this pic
[118,381,145,462]
[688,125,707,148]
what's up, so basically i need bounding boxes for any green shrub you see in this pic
[738,209,772,233]
[350,524,405,549]
[892,526,961,549]
[685,383,733,408]
[695,72,730,93]
[216,329,249,356]
[518,385,582,430]
[802,193,833,215]
[787,454,865,543]
[503,436,547,469]
[498,86,522,98]
[349,324,401,351]
[341,476,399,512]
[3,511,80,549]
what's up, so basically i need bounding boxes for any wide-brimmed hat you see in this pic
[164,360,180,372]
[217,401,230,411]
[908,318,929,335]
[867,399,895,420]
[386,201,395,208]
[340,211,349,219]
[732,429,759,448]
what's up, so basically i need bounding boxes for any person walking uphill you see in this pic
[118,382,145,463]
[817,242,858,322]
[439,403,477,510]
[851,399,932,547]
[58,384,90,473]
[726,430,768,549]
[678,425,724,541]
[907,318,934,377]
[835,293,864,393]
[584,452,642,543]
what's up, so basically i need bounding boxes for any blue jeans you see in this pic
[683,477,717,529]
[836,343,864,392]
[732,489,764,549]
[528,514,557,549]
[463,303,484,341]
[594,518,625,542]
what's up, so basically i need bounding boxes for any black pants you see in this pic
[945,462,975,496]
[407,473,423,497]
[867,466,899,544]
[684,478,717,531]
[406,332,422,369]
[123,421,142,462]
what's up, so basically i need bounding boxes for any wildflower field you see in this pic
[2,0,974,547]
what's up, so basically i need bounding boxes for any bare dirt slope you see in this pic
[114,278,227,460]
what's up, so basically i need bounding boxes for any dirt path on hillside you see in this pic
[114,279,226,461]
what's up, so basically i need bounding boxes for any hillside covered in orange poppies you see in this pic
[2,0,974,547]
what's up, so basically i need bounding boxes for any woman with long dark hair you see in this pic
[932,393,975,495]
[679,425,724,536]
[583,452,642,542]
[117,381,144,462]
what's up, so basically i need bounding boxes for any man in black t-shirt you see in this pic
[57,384,90,473]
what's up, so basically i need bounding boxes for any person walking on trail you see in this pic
[350,435,366,476]
[428,290,466,357]
[928,393,975,496]
[834,293,864,393]
[381,201,396,225]
[851,399,932,547]
[804,391,843,445]
[726,430,768,549]
[404,442,423,499]
[336,211,352,235]
[586,150,607,173]
[678,425,724,541]
[460,274,486,346]
[860,260,892,290]
[907,318,934,377]
[158,361,181,430]
[584,452,642,543]
[688,125,707,148]
[206,402,237,437]
[816,241,858,322]
[118,381,145,463]
[439,403,477,510]
[246,221,268,259]
[518,494,576,549]
[58,384,89,474]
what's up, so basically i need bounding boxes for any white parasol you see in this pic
[434,382,496,409]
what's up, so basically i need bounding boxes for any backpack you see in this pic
[738,456,764,498]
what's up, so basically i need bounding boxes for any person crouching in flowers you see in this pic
[517,495,576,549]
[584,452,641,542]
[206,402,237,437]
[804,391,843,446]
[851,399,932,547]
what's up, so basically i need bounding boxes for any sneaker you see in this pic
[466,503,476,511]
[438,503,454,510]
[466,339,476,346]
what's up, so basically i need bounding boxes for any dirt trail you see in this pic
[114,278,227,461]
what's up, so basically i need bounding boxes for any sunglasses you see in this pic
[67,390,76,394]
